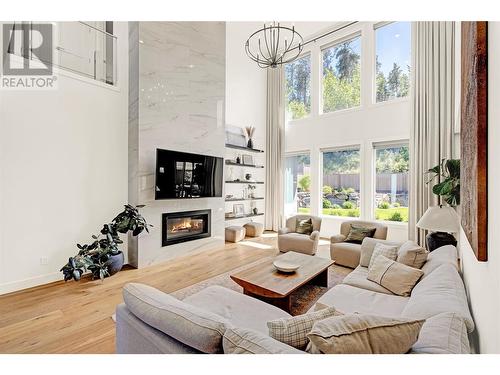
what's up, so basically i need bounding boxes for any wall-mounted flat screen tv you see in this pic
[155,149,223,199]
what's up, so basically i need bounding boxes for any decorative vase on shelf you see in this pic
[245,173,252,181]
[253,207,258,215]
[247,138,254,149]
[236,155,241,164]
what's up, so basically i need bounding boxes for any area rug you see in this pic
[171,257,351,316]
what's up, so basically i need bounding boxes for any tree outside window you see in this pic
[285,55,311,120]
[322,36,361,113]
[375,22,411,102]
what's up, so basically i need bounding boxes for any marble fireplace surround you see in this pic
[128,22,226,268]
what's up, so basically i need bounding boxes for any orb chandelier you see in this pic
[245,22,303,68]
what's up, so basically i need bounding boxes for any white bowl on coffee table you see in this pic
[273,259,300,273]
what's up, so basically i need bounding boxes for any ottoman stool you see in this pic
[225,226,246,243]
[243,222,264,237]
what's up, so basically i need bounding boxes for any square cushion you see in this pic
[122,283,229,354]
[295,218,313,235]
[359,237,403,267]
[267,306,341,350]
[368,242,399,269]
[306,314,424,354]
[344,225,376,244]
[342,266,395,295]
[223,327,304,354]
[310,284,408,318]
[397,241,429,269]
[367,255,424,297]
[184,285,290,335]
[411,313,470,354]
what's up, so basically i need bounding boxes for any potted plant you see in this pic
[426,159,460,206]
[60,204,151,281]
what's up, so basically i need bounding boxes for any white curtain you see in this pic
[265,67,285,231]
[409,22,457,244]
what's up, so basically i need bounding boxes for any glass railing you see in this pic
[4,21,117,86]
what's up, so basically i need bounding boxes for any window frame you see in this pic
[372,21,412,105]
[371,139,410,224]
[320,144,363,219]
[284,151,312,217]
[284,51,313,122]
[320,31,363,115]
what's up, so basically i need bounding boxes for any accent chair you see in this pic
[277,215,322,255]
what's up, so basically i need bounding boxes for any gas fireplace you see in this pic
[162,209,211,246]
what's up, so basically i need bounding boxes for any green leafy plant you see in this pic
[388,212,404,222]
[323,198,332,209]
[378,201,390,209]
[342,201,354,209]
[60,204,151,282]
[322,185,333,195]
[426,159,460,206]
[297,174,311,192]
[332,204,341,209]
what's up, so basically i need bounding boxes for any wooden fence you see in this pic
[323,173,408,193]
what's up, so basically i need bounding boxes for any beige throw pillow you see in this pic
[397,241,429,269]
[267,306,341,350]
[368,255,424,296]
[307,314,424,354]
[368,242,399,269]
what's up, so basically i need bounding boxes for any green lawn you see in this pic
[297,207,408,222]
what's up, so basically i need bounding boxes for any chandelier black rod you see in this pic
[287,21,358,52]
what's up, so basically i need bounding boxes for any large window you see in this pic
[284,153,311,215]
[322,35,361,113]
[375,22,411,102]
[285,55,311,120]
[321,148,361,217]
[374,143,409,222]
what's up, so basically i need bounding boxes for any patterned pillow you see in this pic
[295,218,313,235]
[368,243,399,269]
[267,306,341,350]
[344,225,376,244]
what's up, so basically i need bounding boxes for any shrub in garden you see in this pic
[342,201,354,209]
[322,185,333,195]
[378,201,390,209]
[389,212,403,222]
[332,204,341,209]
[323,198,332,209]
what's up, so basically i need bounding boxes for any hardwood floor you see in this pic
[0,234,282,354]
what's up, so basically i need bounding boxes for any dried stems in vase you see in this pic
[244,126,255,149]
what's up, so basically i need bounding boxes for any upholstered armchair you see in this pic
[330,220,388,268]
[278,215,322,255]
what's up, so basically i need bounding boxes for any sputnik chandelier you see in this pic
[245,22,303,69]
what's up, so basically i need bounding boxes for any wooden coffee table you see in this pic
[230,252,334,314]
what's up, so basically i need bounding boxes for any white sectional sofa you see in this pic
[115,242,473,354]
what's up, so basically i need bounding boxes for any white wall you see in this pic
[0,22,129,294]
[458,22,500,354]
[224,22,267,226]
[284,22,410,241]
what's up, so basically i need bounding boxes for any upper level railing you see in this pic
[4,21,117,86]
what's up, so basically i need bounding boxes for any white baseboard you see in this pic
[0,272,62,295]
